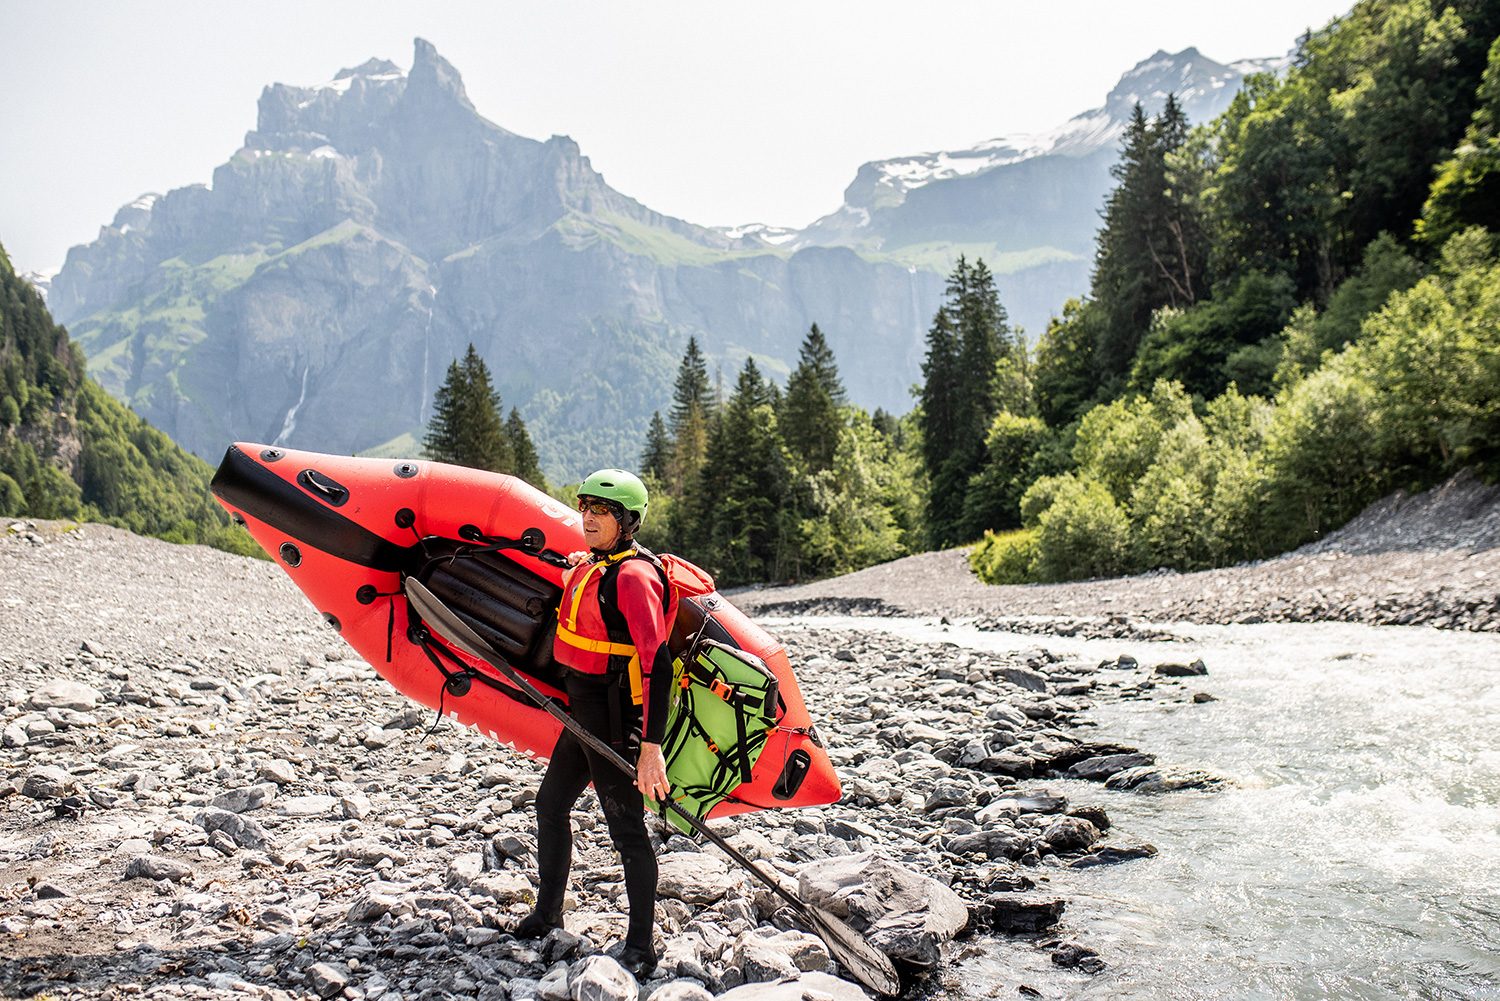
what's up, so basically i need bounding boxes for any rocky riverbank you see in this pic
[737,470,1500,632]
[0,523,1206,1000]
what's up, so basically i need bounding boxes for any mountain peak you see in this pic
[407,38,473,112]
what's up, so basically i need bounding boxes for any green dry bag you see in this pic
[654,638,780,834]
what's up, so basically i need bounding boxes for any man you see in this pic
[512,468,671,978]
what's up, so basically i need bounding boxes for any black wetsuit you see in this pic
[532,672,656,950]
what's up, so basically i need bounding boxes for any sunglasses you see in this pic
[577,498,619,518]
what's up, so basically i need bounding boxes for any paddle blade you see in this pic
[802,903,901,998]
[404,578,495,662]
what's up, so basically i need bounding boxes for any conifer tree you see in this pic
[505,406,546,489]
[918,257,1016,546]
[667,336,714,494]
[424,344,513,473]
[1090,97,1205,389]
[917,305,961,541]
[688,358,792,584]
[780,323,846,472]
[640,410,672,483]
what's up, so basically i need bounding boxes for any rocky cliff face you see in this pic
[52,40,942,478]
[796,48,1286,334]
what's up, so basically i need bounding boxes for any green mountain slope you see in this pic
[0,240,258,555]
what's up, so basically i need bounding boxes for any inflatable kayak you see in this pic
[210,443,840,820]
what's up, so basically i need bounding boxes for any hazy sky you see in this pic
[1,0,1353,275]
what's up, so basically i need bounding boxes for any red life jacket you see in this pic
[553,545,714,705]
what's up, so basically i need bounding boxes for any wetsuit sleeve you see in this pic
[616,561,672,744]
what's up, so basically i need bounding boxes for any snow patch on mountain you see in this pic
[852,47,1284,203]
[716,222,800,246]
[21,268,58,303]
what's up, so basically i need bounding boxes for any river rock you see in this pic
[1066,753,1155,781]
[797,852,967,967]
[21,765,74,799]
[976,793,1067,823]
[566,955,636,1001]
[447,852,534,904]
[944,827,1034,861]
[659,932,711,982]
[210,782,278,813]
[1039,816,1099,854]
[346,884,418,922]
[124,855,193,882]
[715,971,874,1000]
[192,807,270,850]
[277,794,341,817]
[658,852,736,905]
[26,679,103,712]
[995,666,1048,692]
[256,759,297,785]
[731,926,831,982]
[1154,659,1208,677]
[977,894,1066,933]
[646,983,714,1001]
[1069,843,1159,867]
[1105,765,1224,793]
[923,778,973,812]
[1051,941,1106,973]
[305,962,350,998]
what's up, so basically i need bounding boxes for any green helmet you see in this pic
[578,468,649,532]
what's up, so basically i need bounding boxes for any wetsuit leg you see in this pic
[565,677,658,951]
[532,726,593,921]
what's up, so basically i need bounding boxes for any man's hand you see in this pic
[635,742,670,801]
[566,550,588,567]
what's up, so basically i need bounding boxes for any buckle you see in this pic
[709,680,734,701]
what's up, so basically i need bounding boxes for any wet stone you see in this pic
[1066,753,1155,781]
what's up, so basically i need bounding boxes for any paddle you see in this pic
[403,577,902,997]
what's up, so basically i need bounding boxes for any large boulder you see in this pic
[797,852,967,968]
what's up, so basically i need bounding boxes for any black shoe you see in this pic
[512,910,562,939]
[618,943,657,979]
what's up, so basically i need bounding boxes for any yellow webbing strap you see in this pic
[555,621,637,657]
[559,548,646,705]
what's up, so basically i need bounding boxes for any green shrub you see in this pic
[1020,473,1072,528]
[0,471,24,516]
[960,412,1052,536]
[1034,475,1134,582]
[968,528,1040,584]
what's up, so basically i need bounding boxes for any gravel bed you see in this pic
[0,522,1212,1000]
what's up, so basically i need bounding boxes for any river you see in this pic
[769,616,1500,1000]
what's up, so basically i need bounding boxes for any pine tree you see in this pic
[1093,103,1163,383]
[780,323,846,472]
[423,359,464,464]
[918,301,963,545]
[686,358,793,584]
[505,407,546,489]
[424,344,513,473]
[917,256,1017,546]
[639,410,672,482]
[667,336,714,494]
